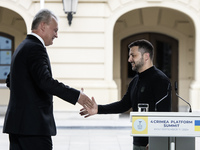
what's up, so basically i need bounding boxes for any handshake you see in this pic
[78,89,98,118]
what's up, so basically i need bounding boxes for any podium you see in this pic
[130,112,200,150]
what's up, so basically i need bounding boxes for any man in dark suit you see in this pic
[3,9,93,150]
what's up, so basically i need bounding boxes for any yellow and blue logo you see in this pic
[132,117,148,134]
[195,120,200,131]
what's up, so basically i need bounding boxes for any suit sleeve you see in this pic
[27,45,80,105]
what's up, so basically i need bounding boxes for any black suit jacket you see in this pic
[3,35,80,136]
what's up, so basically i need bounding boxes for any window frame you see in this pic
[0,32,14,83]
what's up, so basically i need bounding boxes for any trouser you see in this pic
[133,144,147,150]
[9,134,52,150]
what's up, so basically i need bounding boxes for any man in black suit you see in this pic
[80,39,171,150]
[3,9,93,150]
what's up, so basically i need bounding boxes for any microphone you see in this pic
[174,81,192,112]
[155,83,170,111]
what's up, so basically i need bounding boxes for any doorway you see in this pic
[121,33,178,112]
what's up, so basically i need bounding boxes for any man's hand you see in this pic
[77,91,93,109]
[146,144,149,150]
[80,97,98,118]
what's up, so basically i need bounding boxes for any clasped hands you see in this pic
[78,89,98,118]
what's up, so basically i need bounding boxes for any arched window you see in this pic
[0,32,14,83]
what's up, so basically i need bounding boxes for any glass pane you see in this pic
[0,66,10,80]
[0,51,12,64]
[156,41,172,78]
[0,36,12,49]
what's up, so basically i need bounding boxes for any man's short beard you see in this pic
[132,57,144,72]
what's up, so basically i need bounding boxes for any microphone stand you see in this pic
[175,81,192,113]
[155,94,168,112]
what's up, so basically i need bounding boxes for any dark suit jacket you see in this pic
[3,35,80,136]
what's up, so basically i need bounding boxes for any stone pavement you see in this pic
[0,111,200,150]
[0,112,133,150]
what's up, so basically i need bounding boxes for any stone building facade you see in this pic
[0,0,200,113]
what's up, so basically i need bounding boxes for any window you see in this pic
[0,32,14,83]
